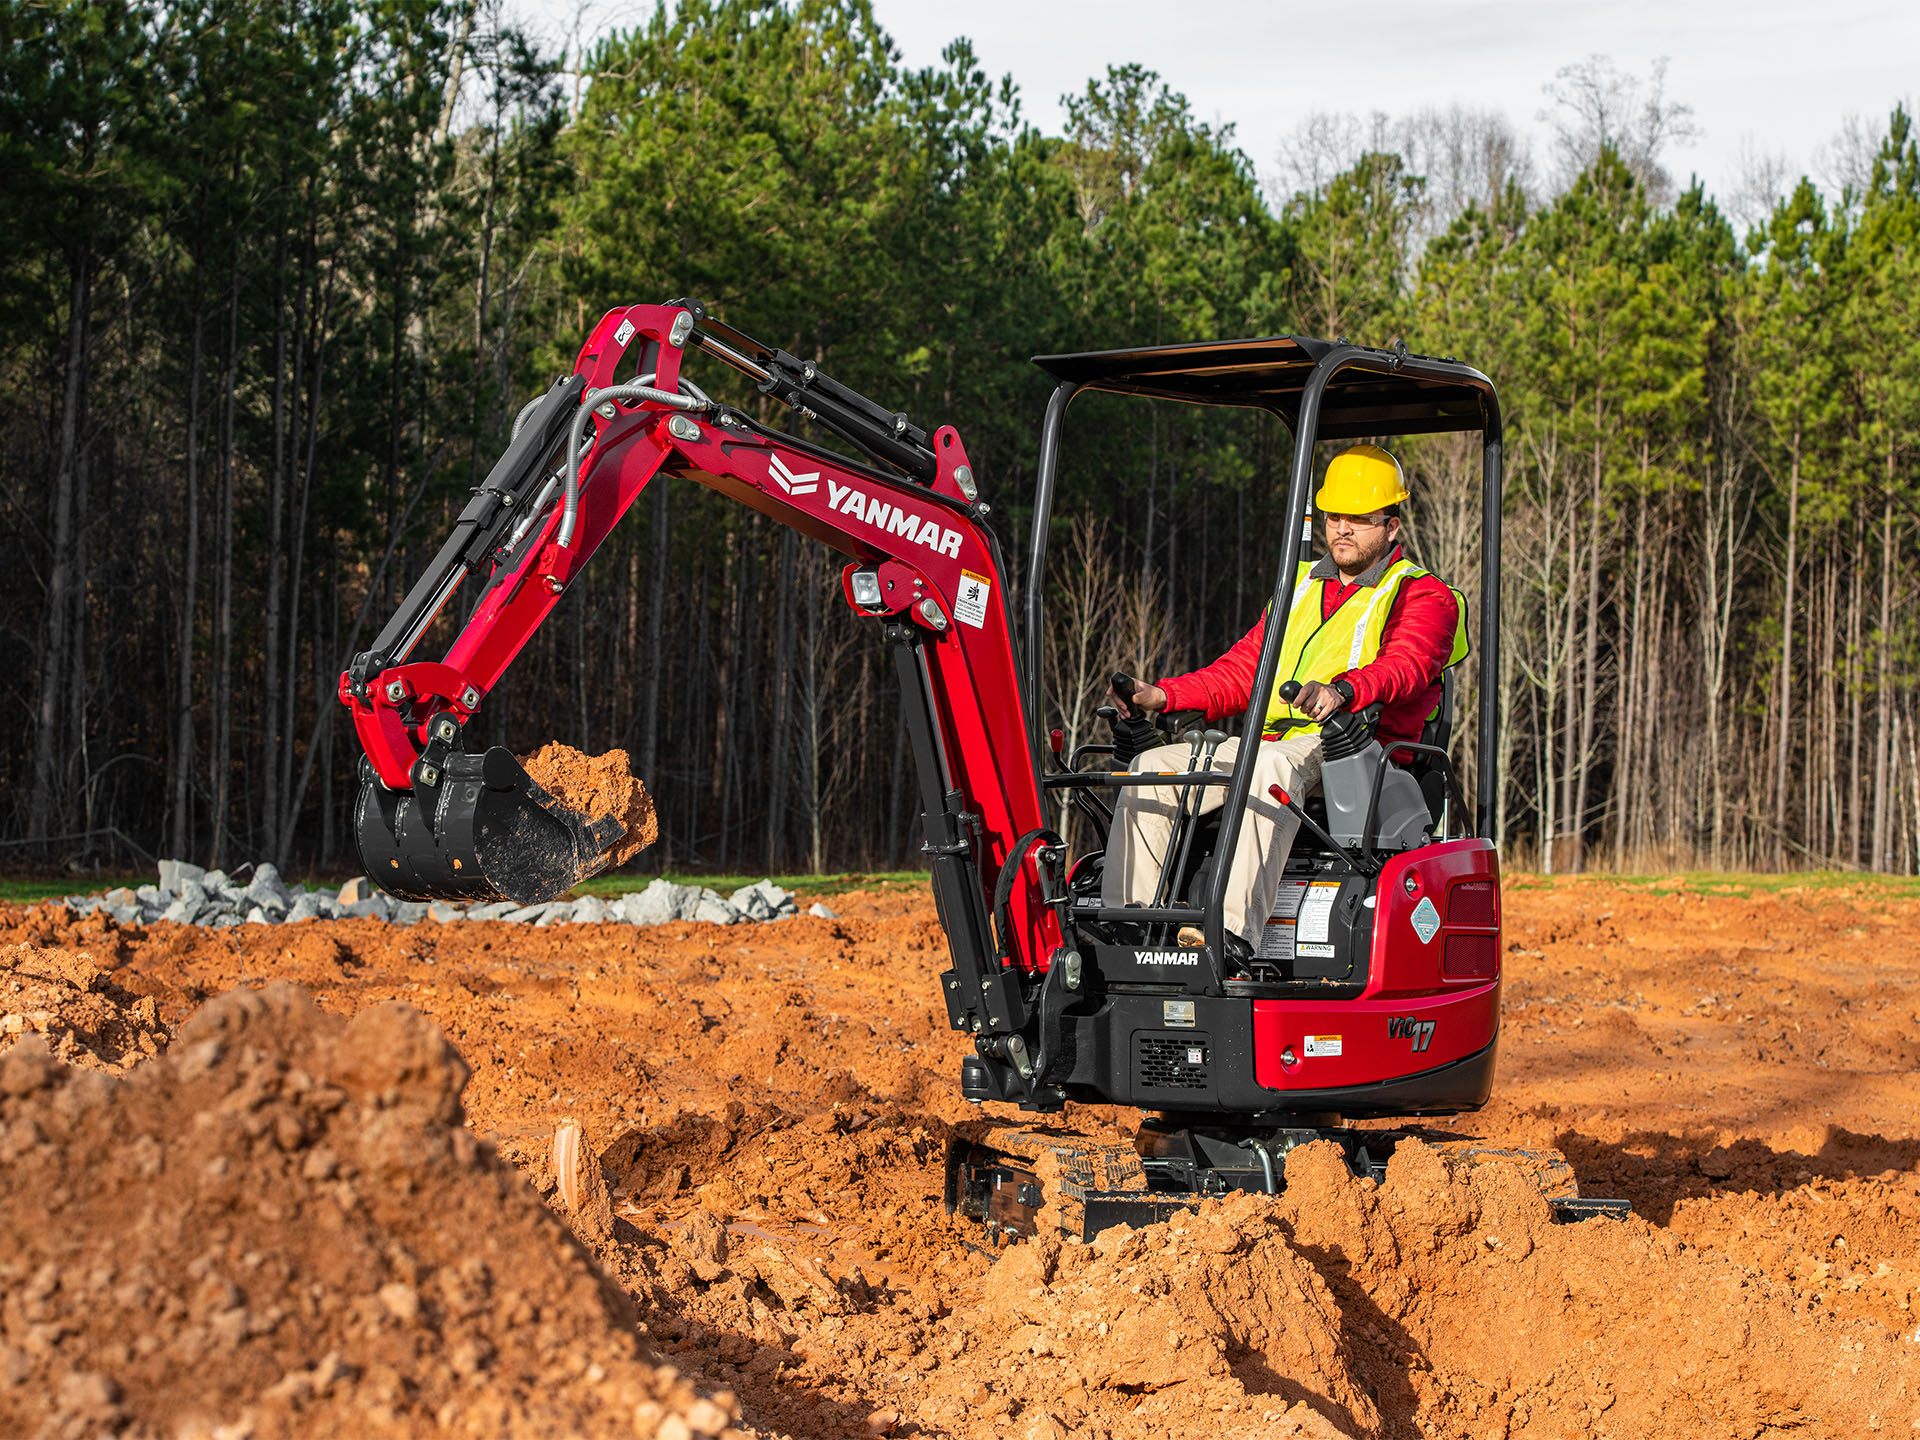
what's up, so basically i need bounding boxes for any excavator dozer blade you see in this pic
[353,747,625,906]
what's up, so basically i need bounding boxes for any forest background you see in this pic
[3,0,1917,878]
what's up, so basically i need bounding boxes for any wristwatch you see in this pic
[1331,678,1356,707]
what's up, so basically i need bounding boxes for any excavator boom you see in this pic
[340,301,1067,973]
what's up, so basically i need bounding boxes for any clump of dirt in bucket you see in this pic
[520,743,660,867]
[0,942,168,1072]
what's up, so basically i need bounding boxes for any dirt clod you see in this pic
[0,941,169,1071]
[520,742,659,867]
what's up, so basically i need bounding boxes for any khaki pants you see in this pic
[1099,733,1325,946]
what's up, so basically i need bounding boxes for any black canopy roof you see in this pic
[1031,335,1494,439]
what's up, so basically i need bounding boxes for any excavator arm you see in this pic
[340,302,1071,1085]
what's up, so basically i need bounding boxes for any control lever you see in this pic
[1046,726,1067,774]
[1162,727,1230,914]
[1268,783,1371,874]
[1102,678,1160,765]
[1150,727,1210,907]
[1278,679,1378,758]
[1277,677,1354,729]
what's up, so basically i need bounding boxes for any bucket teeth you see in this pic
[353,747,625,905]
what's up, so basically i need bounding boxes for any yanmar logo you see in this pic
[1132,949,1199,967]
[766,453,819,496]
[826,477,963,558]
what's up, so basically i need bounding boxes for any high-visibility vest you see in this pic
[1264,558,1470,735]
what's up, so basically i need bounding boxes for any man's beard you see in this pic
[1334,531,1393,574]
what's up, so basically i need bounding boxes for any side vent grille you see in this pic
[1134,1034,1211,1093]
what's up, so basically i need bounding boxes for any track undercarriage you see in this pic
[945,1118,1629,1243]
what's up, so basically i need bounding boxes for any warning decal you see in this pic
[1295,880,1341,959]
[1259,880,1309,960]
[953,569,991,629]
[1303,1033,1343,1058]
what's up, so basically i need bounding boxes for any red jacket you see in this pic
[1156,546,1459,747]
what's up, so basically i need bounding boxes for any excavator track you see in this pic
[946,1120,1628,1243]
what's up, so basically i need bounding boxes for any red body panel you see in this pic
[1251,840,1501,1091]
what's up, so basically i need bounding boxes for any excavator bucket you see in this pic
[352,747,626,906]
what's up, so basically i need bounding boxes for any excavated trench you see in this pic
[3,877,1918,1437]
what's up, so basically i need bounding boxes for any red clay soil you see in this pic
[520,742,660,867]
[4,877,1920,1437]
[0,978,745,1440]
[0,941,169,1071]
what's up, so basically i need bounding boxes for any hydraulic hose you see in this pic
[504,372,655,552]
[559,379,706,548]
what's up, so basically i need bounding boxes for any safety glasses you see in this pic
[1322,511,1391,532]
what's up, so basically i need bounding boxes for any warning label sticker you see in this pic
[953,569,991,629]
[1259,880,1309,960]
[1304,1033,1343,1058]
[613,317,636,347]
[1296,880,1341,960]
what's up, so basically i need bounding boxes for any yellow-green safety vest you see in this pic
[1265,558,1470,735]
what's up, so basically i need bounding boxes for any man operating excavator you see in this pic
[1102,444,1467,963]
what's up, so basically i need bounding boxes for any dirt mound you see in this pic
[1269,1138,1920,1436]
[904,1139,1920,1437]
[933,1198,1368,1437]
[0,941,168,1071]
[0,984,746,1439]
[521,742,659,867]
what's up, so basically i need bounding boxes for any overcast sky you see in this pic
[513,0,1917,210]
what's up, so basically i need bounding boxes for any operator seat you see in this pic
[1407,668,1455,826]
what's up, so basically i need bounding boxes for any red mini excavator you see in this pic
[341,301,1621,1238]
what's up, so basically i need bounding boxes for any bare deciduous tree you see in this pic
[1539,55,1699,202]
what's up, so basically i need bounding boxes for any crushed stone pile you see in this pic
[59,863,818,930]
[0,941,169,1072]
[520,742,661,868]
[0,983,750,1440]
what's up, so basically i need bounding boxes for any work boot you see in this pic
[1176,925,1255,973]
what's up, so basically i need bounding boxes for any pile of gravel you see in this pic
[59,862,831,929]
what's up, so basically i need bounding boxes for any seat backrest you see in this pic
[1421,668,1455,754]
[1413,669,1456,828]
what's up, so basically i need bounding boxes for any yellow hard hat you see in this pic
[1316,444,1408,514]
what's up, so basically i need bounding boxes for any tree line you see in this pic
[0,0,1914,876]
